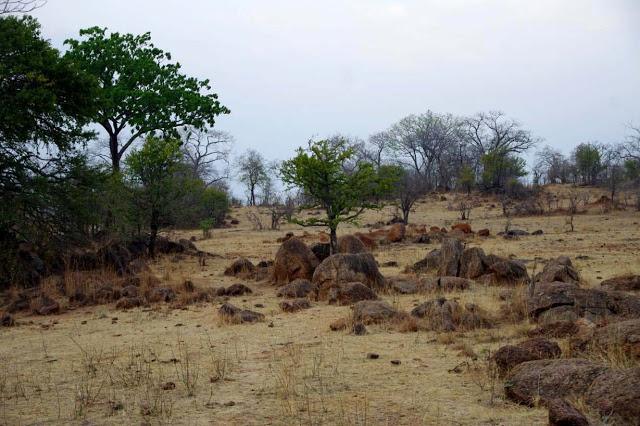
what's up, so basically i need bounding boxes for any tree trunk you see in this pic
[109,133,121,172]
[249,184,256,206]
[402,207,410,225]
[329,226,338,255]
[149,209,159,258]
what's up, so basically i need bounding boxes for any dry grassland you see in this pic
[1,185,638,425]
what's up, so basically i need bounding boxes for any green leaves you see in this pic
[64,26,230,169]
[280,139,398,232]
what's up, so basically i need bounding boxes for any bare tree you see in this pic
[179,126,232,186]
[268,194,296,230]
[601,145,624,203]
[1,0,46,14]
[465,111,539,156]
[534,145,572,184]
[621,124,640,162]
[384,111,465,189]
[395,169,428,224]
[236,149,269,206]
[566,190,579,232]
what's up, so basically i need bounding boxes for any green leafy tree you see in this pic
[624,159,640,181]
[574,143,602,185]
[65,27,230,171]
[458,165,475,194]
[280,139,398,253]
[0,15,99,286]
[480,149,527,191]
[125,136,184,257]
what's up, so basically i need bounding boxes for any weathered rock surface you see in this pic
[218,303,265,323]
[601,274,640,292]
[312,253,385,300]
[279,298,311,313]
[327,282,378,305]
[439,238,464,277]
[273,238,319,284]
[534,256,580,285]
[276,279,318,299]
[528,282,640,323]
[352,300,399,324]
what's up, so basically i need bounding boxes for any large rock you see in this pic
[354,233,378,250]
[504,358,608,406]
[419,276,472,292]
[601,274,640,292]
[410,297,460,332]
[273,238,319,284]
[547,399,589,426]
[528,282,640,323]
[493,337,561,377]
[493,346,539,378]
[451,223,472,234]
[386,223,406,243]
[218,303,264,323]
[310,243,331,263]
[439,238,464,277]
[224,257,256,278]
[312,253,385,300]
[585,367,640,425]
[534,256,580,285]
[276,279,318,299]
[337,235,368,254]
[97,242,132,275]
[327,282,378,305]
[352,300,399,324]
[412,249,441,273]
[489,259,529,285]
[279,298,311,313]
[459,247,488,279]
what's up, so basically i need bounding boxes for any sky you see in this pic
[32,0,640,190]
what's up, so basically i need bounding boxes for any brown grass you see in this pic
[1,186,638,424]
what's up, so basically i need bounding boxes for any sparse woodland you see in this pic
[1,2,640,425]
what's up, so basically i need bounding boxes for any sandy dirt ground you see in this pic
[1,186,639,425]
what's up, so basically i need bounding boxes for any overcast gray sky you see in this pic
[34,0,639,164]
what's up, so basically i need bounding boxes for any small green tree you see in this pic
[65,27,229,172]
[574,143,602,185]
[481,149,527,191]
[458,165,475,194]
[125,136,183,257]
[280,139,398,253]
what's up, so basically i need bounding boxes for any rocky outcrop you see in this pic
[273,238,319,284]
[312,253,385,300]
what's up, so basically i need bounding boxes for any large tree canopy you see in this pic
[64,27,230,171]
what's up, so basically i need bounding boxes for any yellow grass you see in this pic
[1,188,639,425]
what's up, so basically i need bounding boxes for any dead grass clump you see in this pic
[581,338,639,370]
[498,285,530,323]
[452,342,478,359]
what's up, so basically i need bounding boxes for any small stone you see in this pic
[161,382,176,390]
[367,353,379,359]
[390,360,401,365]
